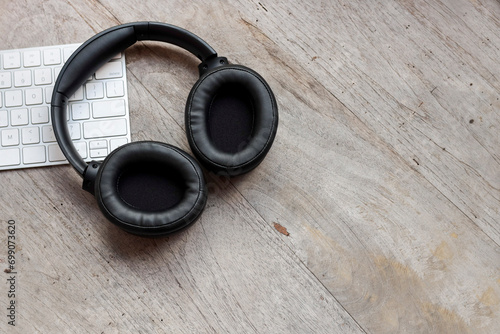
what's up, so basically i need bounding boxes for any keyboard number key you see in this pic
[31,106,49,124]
[0,72,12,88]
[1,128,19,146]
[23,146,46,164]
[34,68,52,85]
[14,70,32,87]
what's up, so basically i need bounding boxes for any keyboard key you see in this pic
[86,82,104,100]
[0,148,20,166]
[106,80,125,97]
[93,99,125,118]
[0,92,2,107]
[43,48,61,65]
[89,140,107,150]
[63,46,78,63]
[14,70,32,87]
[25,87,43,105]
[74,141,87,159]
[34,68,52,85]
[95,61,123,79]
[3,52,21,69]
[68,86,84,101]
[31,106,49,124]
[68,123,81,140]
[5,90,23,107]
[48,144,66,162]
[22,127,40,144]
[42,125,56,143]
[10,108,29,126]
[90,148,108,159]
[83,118,127,139]
[110,137,128,151]
[44,86,53,104]
[0,72,12,88]
[1,128,19,146]
[71,102,90,120]
[54,67,62,81]
[23,50,41,67]
[23,146,46,164]
[0,110,7,127]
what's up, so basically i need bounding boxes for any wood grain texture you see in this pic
[0,0,499,333]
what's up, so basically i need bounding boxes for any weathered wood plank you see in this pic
[0,1,365,331]
[222,0,500,332]
[0,74,364,333]
[0,0,498,333]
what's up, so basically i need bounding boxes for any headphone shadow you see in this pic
[99,169,251,259]
[101,214,199,259]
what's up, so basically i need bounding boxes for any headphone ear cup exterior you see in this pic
[185,65,278,176]
[94,141,207,236]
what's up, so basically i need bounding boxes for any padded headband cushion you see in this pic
[186,65,278,176]
[94,141,207,236]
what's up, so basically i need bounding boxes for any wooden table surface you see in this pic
[1,0,499,333]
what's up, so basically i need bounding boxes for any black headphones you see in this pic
[51,22,278,237]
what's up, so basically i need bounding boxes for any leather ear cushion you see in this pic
[185,65,278,176]
[94,141,207,236]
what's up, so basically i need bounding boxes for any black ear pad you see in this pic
[94,141,207,236]
[186,65,278,176]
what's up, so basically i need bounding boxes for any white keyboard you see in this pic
[0,43,131,170]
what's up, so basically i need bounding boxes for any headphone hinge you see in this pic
[82,161,102,195]
[198,56,228,76]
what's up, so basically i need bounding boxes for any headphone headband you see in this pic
[51,22,219,176]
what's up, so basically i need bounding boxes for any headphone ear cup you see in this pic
[94,141,207,236]
[185,65,278,176]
